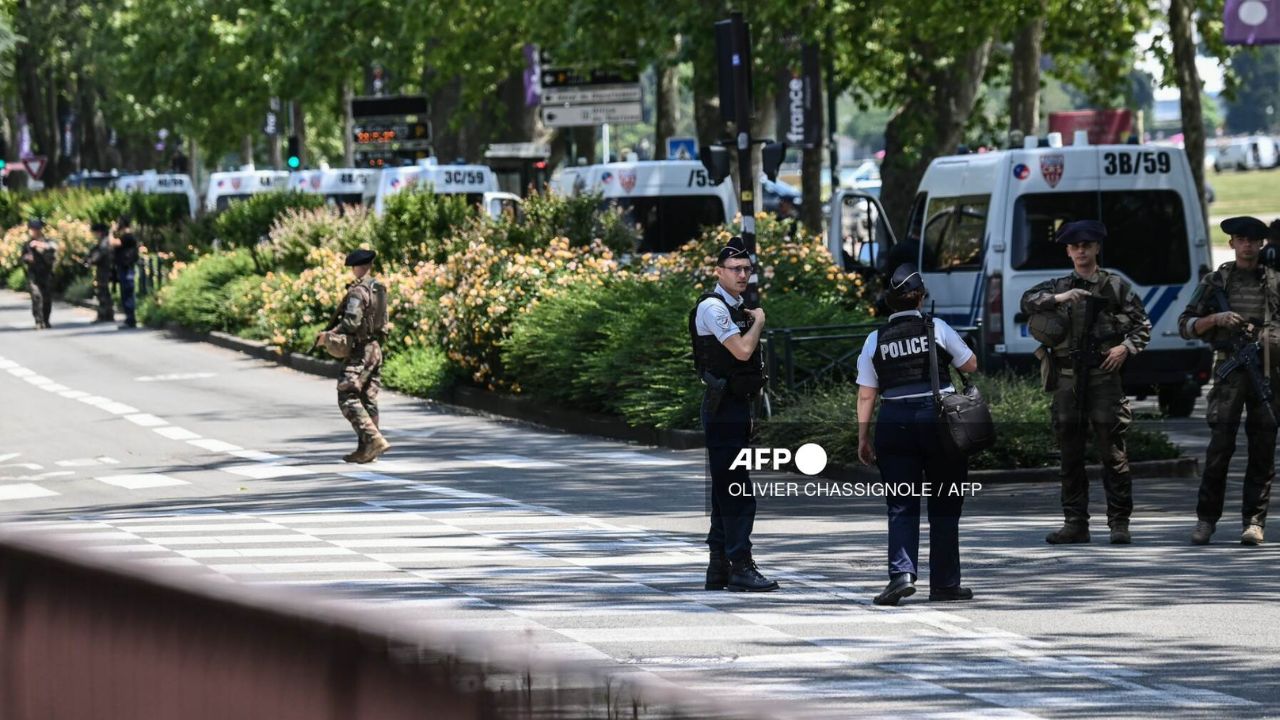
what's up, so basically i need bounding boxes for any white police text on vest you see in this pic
[879,336,928,360]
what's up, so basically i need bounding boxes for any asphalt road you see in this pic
[1,289,1277,719]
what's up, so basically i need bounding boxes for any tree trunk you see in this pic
[427,74,465,162]
[241,134,254,166]
[268,132,281,170]
[1169,0,1207,231]
[1008,0,1046,136]
[290,100,307,168]
[77,82,102,172]
[654,62,680,159]
[880,37,994,235]
[14,0,56,180]
[801,145,822,235]
[342,82,354,167]
[692,61,724,148]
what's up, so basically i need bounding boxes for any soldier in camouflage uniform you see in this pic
[1179,216,1280,546]
[85,222,115,322]
[19,219,57,329]
[317,249,390,464]
[1020,220,1151,545]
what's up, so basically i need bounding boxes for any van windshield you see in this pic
[606,196,726,253]
[1011,190,1191,286]
[215,194,256,211]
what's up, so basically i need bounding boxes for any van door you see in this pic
[917,193,990,326]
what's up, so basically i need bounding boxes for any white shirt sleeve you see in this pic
[855,330,879,388]
[933,319,976,368]
[694,298,741,344]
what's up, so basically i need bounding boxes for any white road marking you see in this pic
[581,451,698,466]
[135,372,217,382]
[179,546,357,559]
[154,535,320,546]
[153,426,201,440]
[211,561,398,575]
[220,463,313,480]
[188,439,243,453]
[459,454,566,469]
[23,374,53,385]
[100,401,140,415]
[96,473,190,489]
[59,390,89,399]
[122,522,282,533]
[7,367,34,377]
[0,462,42,470]
[56,458,111,467]
[228,450,286,462]
[0,453,19,462]
[124,413,168,427]
[0,483,58,500]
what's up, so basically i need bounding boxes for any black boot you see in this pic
[1045,521,1090,545]
[704,550,731,590]
[873,573,916,606]
[727,556,779,592]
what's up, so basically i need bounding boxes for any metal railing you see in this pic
[763,320,986,399]
[135,255,165,298]
[0,528,756,720]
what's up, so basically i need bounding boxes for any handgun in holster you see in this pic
[700,371,729,417]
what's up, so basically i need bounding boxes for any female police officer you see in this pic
[856,264,979,606]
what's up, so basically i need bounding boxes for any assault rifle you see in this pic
[1211,287,1275,425]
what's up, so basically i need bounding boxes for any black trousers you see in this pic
[703,393,756,561]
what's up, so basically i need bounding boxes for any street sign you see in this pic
[541,103,643,127]
[540,66,639,89]
[22,156,46,180]
[666,137,698,160]
[541,83,642,106]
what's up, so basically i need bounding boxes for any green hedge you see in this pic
[141,250,258,332]
[383,345,458,399]
[756,372,1180,470]
[378,191,476,265]
[213,192,324,249]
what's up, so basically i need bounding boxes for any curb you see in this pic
[151,321,706,449]
[817,456,1200,485]
[120,311,1196,481]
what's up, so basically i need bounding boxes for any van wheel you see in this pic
[1158,385,1198,418]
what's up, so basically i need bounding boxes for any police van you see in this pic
[549,159,736,253]
[371,158,501,216]
[204,169,290,213]
[114,171,200,219]
[290,168,377,207]
[847,132,1214,415]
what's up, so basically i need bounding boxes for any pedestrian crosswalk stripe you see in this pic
[188,438,243,453]
[458,453,566,469]
[219,463,314,479]
[154,534,318,545]
[0,483,58,500]
[153,426,201,440]
[210,561,398,575]
[124,413,168,427]
[179,546,357,559]
[123,522,281,533]
[96,473,190,489]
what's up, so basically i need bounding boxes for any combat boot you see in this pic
[1045,521,1090,545]
[1108,520,1131,545]
[358,432,391,463]
[1241,524,1265,546]
[342,438,368,463]
[1190,520,1215,545]
[727,556,779,592]
[704,549,731,591]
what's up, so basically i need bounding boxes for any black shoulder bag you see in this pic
[926,316,997,456]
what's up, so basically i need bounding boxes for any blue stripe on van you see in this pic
[1141,287,1159,307]
[1145,286,1181,327]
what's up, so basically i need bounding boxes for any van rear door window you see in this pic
[1012,191,1191,285]
[608,196,726,253]
[921,195,989,271]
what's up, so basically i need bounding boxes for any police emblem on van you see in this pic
[231,178,242,190]
[619,169,637,193]
[1040,154,1064,188]
[310,176,322,190]
[1013,163,1030,180]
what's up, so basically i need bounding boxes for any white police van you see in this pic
[850,132,1213,415]
[113,171,200,219]
[204,169,290,213]
[549,160,736,253]
[372,158,500,216]
[290,168,377,207]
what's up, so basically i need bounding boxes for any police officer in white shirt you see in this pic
[688,237,777,592]
[856,264,978,606]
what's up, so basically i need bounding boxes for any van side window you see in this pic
[921,195,989,272]
[1011,191,1191,285]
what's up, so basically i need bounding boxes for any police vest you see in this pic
[871,314,952,392]
[688,292,766,396]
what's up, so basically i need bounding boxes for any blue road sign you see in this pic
[666,137,698,160]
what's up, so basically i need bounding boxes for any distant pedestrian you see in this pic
[85,222,115,322]
[20,219,56,329]
[111,215,139,329]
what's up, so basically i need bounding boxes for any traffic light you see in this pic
[700,145,731,185]
[286,136,300,169]
[0,135,7,170]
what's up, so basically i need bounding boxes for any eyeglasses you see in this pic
[720,265,753,275]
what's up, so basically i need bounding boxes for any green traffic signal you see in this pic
[287,156,300,169]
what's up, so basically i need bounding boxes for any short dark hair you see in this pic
[116,213,132,228]
[885,289,923,312]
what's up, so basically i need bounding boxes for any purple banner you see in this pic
[523,44,541,108]
[1225,0,1280,45]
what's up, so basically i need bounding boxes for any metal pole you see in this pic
[825,6,839,192]
[728,12,758,307]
